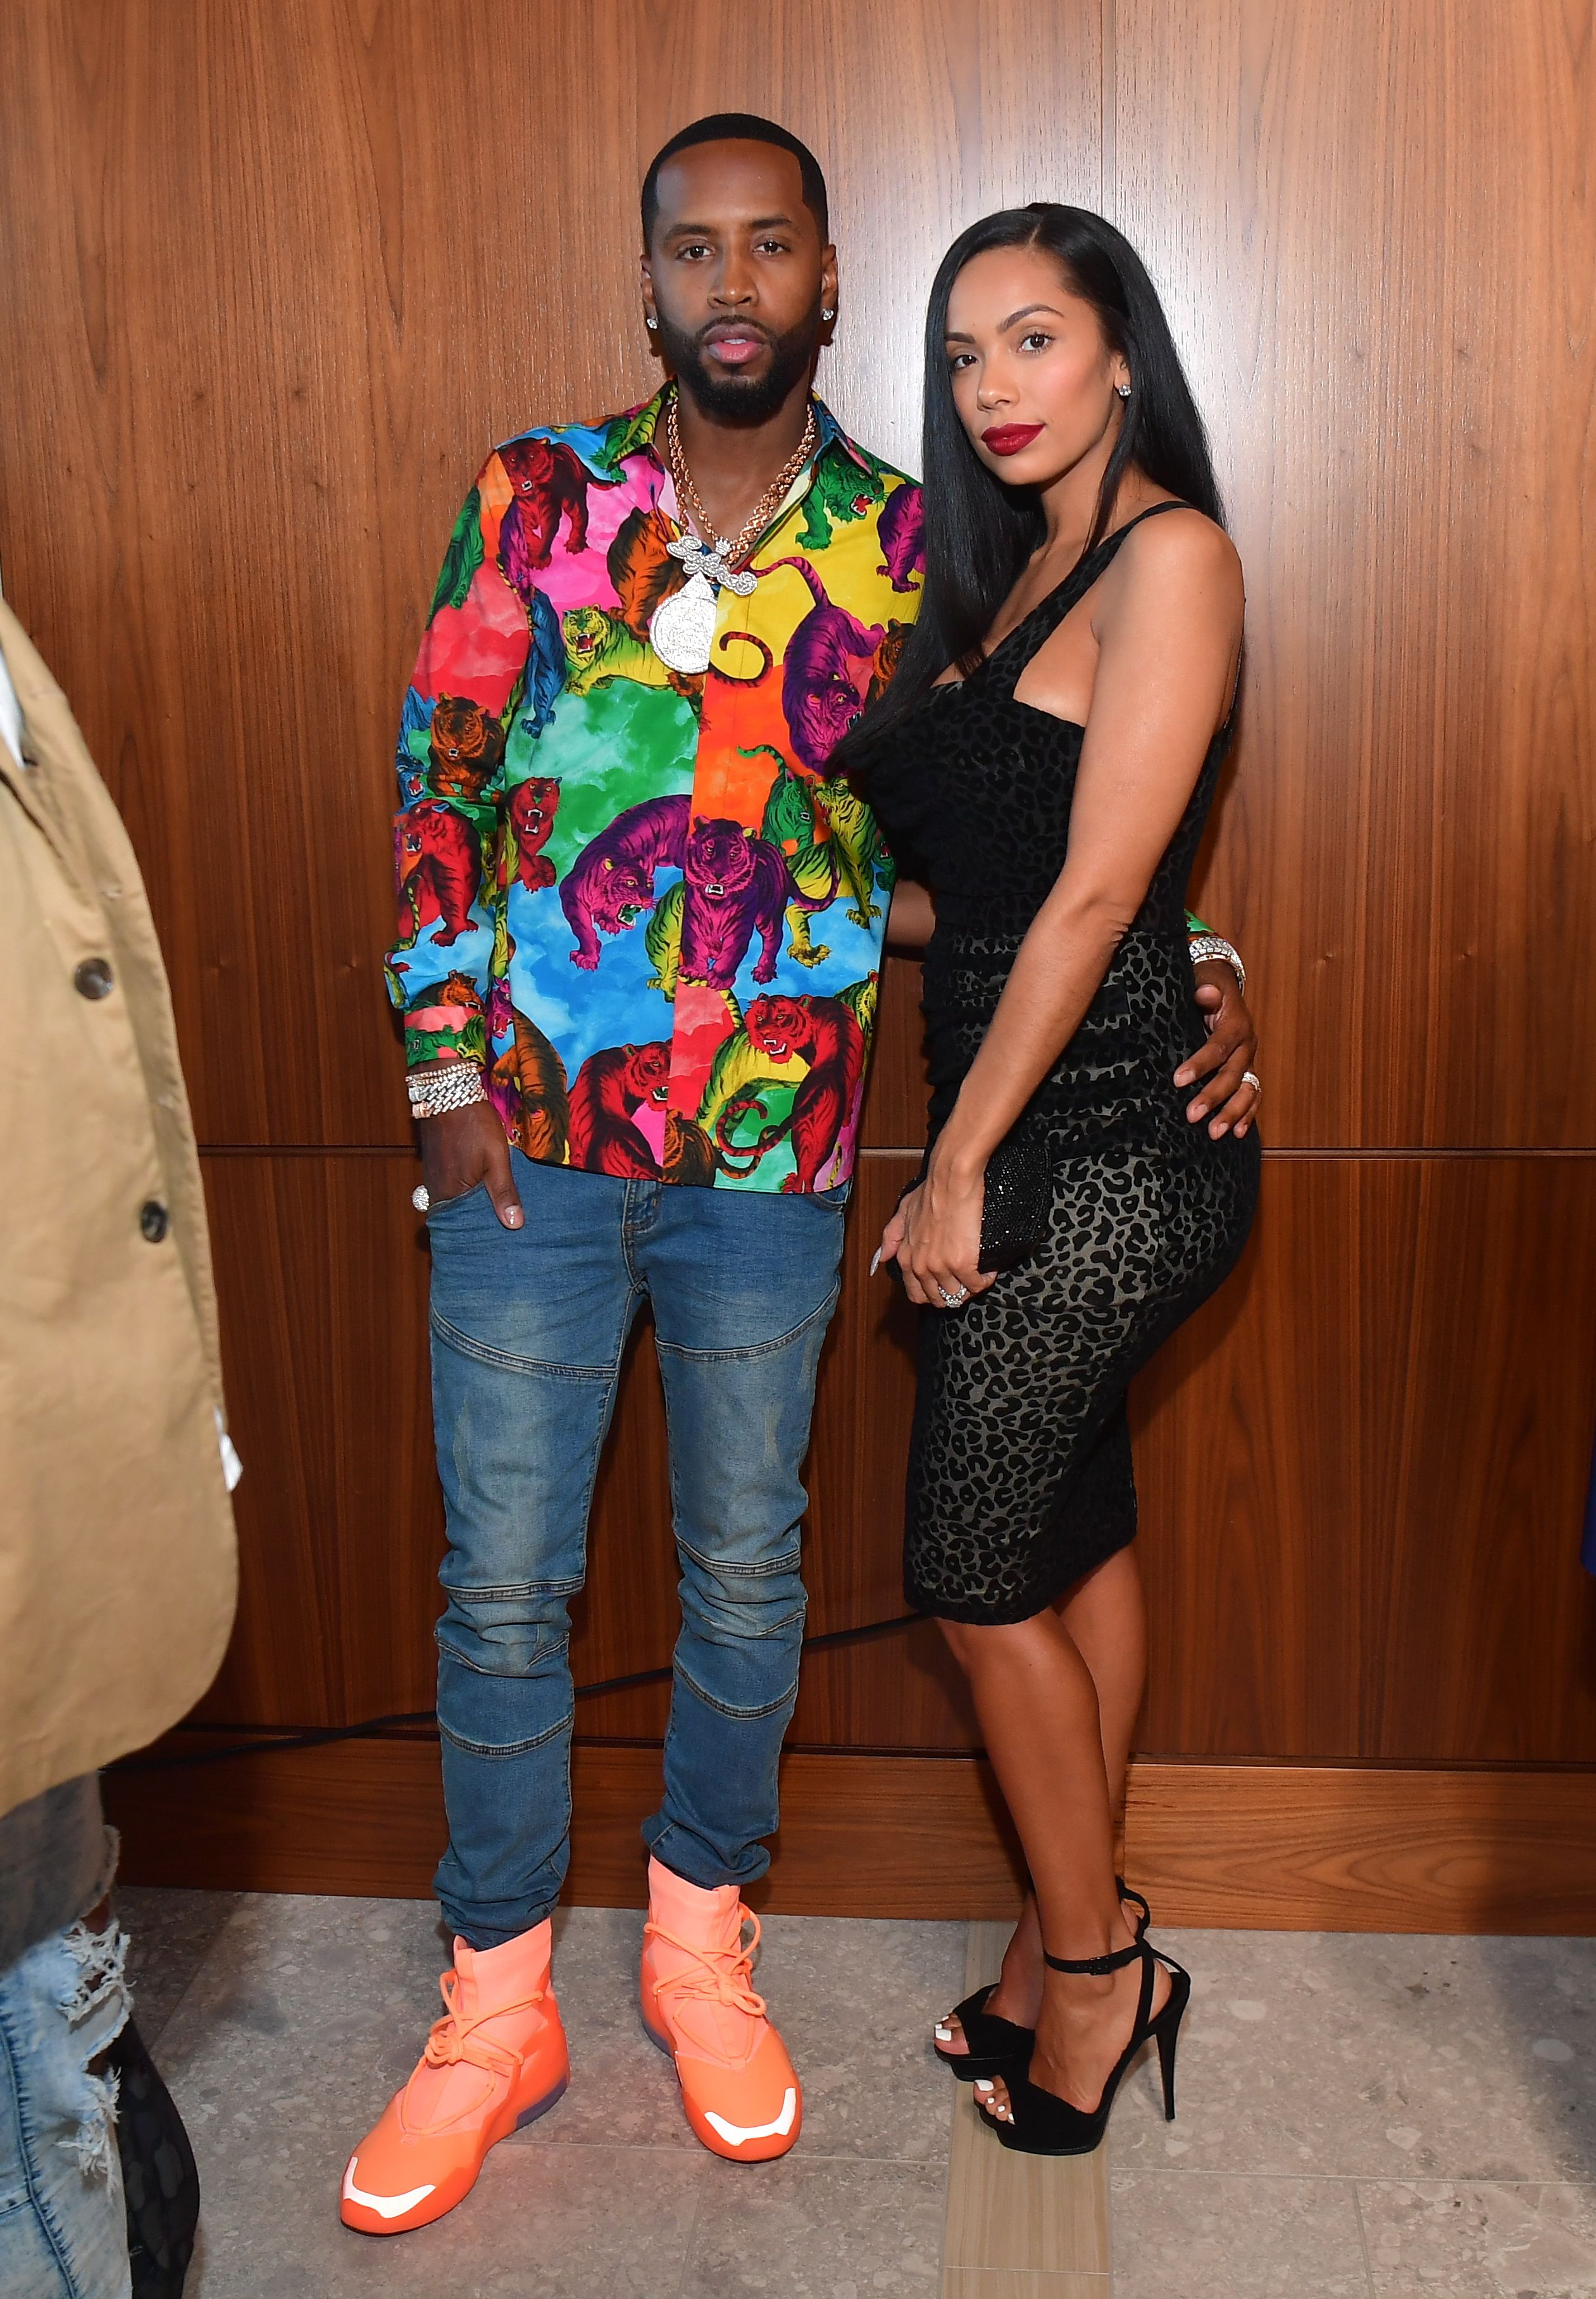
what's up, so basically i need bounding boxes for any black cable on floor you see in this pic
[108,1611,922,1774]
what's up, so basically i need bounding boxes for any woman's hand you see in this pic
[1176,963,1261,1140]
[876,1157,996,1309]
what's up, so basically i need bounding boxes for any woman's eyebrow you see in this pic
[944,302,1069,344]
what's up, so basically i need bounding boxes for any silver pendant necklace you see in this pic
[649,394,817,676]
[648,537,757,676]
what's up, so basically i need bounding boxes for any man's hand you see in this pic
[418,1100,525,1228]
[1176,961,1261,1140]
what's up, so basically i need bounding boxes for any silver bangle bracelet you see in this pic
[1188,933,1245,997]
[408,1064,487,1121]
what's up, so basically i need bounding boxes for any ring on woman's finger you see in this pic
[1242,1071,1261,1095]
[937,1281,970,1308]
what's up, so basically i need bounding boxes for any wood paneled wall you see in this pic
[6,1,1596,1912]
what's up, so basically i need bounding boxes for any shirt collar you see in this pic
[620,385,870,476]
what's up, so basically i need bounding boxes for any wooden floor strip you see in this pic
[942,2272,1111,2296]
[940,1922,1112,2291]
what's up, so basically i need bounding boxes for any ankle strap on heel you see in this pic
[1042,1938,1144,1978]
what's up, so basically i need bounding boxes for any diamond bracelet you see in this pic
[1188,933,1245,997]
[407,1064,487,1121]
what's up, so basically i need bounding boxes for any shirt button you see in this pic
[74,957,115,1000]
[140,1200,169,1243]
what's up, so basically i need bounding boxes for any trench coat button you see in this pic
[139,1200,169,1243]
[75,956,115,999]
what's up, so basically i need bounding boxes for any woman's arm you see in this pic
[885,878,937,953]
[887,511,1244,1308]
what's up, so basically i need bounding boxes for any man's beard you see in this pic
[655,299,822,425]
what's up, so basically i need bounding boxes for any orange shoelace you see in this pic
[422,1966,547,2079]
[645,1907,767,2019]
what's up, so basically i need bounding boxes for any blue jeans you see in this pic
[426,1153,846,1948]
[0,1781,130,2299]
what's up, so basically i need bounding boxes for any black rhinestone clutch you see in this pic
[886,1129,1054,1287]
[975,1130,1054,1273]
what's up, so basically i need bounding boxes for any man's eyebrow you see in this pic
[944,302,1069,342]
[661,213,798,240]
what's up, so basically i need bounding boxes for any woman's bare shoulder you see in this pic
[1113,503,1242,599]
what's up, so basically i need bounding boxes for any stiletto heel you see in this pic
[975,1937,1191,2157]
[1156,2002,1181,2119]
[933,1878,1151,2081]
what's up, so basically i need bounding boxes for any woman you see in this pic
[841,204,1261,2154]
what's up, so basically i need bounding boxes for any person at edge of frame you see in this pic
[0,591,240,2298]
[340,114,1259,2236]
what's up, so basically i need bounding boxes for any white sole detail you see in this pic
[342,2157,437,2220]
[703,2087,798,2147]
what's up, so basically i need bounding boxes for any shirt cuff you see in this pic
[213,1406,243,1493]
[402,999,489,1071]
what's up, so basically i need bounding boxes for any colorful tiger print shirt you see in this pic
[387,388,922,1193]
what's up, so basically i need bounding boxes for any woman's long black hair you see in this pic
[839,202,1224,772]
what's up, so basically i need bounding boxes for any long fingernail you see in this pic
[869,1250,881,1276]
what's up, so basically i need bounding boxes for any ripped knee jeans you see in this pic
[0,1916,132,2298]
[427,1154,847,1947]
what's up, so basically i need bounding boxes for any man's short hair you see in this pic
[640,113,830,247]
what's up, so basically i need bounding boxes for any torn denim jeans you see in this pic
[0,1910,133,2297]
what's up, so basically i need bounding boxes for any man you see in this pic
[344,115,1257,2233]
[0,594,239,2296]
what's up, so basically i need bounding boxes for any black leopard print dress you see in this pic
[861,504,1260,1624]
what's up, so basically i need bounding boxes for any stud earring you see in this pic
[646,316,658,331]
[821,307,835,322]
[1116,382,1132,399]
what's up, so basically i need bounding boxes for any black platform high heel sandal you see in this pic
[974,1935,1190,2157]
[933,1878,1152,2083]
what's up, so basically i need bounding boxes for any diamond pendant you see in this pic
[649,570,718,675]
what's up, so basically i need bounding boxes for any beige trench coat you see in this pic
[0,599,236,1821]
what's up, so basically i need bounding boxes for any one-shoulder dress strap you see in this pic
[997,499,1193,682]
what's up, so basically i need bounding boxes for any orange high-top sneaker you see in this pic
[340,1921,568,2235]
[639,1856,801,2163]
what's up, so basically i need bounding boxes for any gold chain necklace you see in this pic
[649,390,821,676]
[665,390,818,570]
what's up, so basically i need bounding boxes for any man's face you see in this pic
[642,140,837,423]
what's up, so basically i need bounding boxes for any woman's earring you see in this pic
[822,307,835,322]
[646,316,658,332]
[1116,382,1132,398]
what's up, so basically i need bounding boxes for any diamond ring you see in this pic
[411,1185,431,1212]
[937,1282,970,1308]
[1242,1071,1261,1096]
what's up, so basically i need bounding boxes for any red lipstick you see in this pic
[982,423,1043,457]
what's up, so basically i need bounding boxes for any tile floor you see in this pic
[122,1890,960,2298]
[119,1890,1596,2296]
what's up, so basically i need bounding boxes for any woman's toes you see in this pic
[973,2076,1012,2123]
[934,2015,966,2052]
